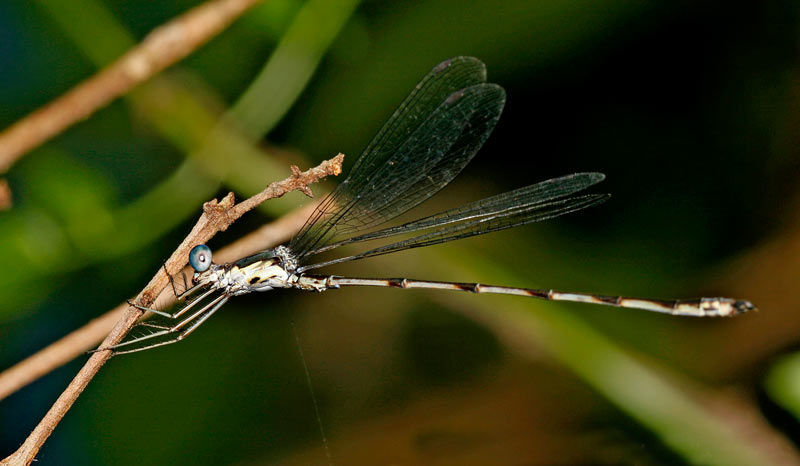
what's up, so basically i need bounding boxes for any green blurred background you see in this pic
[2,0,799,464]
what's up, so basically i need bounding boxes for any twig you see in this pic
[0,179,11,210]
[0,154,343,466]
[0,202,319,402]
[0,0,262,174]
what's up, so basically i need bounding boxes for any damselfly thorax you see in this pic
[192,246,331,294]
[193,246,295,295]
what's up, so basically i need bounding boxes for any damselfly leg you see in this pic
[97,292,230,355]
[94,265,224,354]
[124,262,213,320]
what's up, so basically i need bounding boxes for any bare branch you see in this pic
[0,179,11,210]
[0,307,123,402]
[0,0,262,174]
[0,154,342,466]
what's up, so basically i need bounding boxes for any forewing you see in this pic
[291,57,504,258]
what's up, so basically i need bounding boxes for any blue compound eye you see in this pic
[189,244,213,272]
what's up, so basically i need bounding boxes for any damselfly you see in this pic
[106,57,754,355]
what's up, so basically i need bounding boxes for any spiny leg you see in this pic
[127,286,217,319]
[110,295,230,356]
[112,293,226,350]
[127,299,173,319]
[125,262,212,319]
[137,322,172,331]
[94,293,228,355]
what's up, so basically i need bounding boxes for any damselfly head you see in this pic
[189,244,224,286]
[189,244,213,272]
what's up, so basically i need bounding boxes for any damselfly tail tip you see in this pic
[733,299,757,315]
[698,297,756,316]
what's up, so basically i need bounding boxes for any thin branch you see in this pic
[0,0,262,174]
[0,154,343,466]
[0,307,123,402]
[0,179,11,210]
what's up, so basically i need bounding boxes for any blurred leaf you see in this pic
[229,0,362,140]
[242,0,304,41]
[0,208,70,317]
[765,352,800,421]
[19,148,116,253]
[35,0,136,65]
